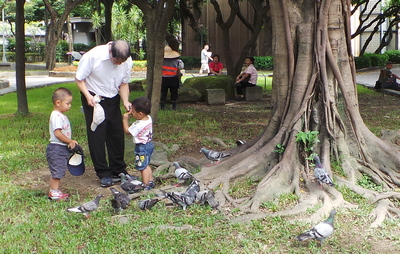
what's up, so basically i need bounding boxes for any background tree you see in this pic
[210,0,269,77]
[351,0,400,55]
[111,2,145,58]
[15,0,28,115]
[43,0,87,70]
[130,0,176,123]
[193,0,400,227]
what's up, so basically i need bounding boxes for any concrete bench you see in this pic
[0,79,9,89]
[381,89,400,97]
[0,63,11,70]
[245,85,263,101]
[206,89,225,105]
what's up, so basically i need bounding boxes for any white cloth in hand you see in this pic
[90,95,105,131]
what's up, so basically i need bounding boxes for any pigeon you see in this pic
[200,147,230,165]
[313,155,335,187]
[196,190,209,205]
[109,187,131,210]
[236,140,246,146]
[195,190,219,209]
[159,190,195,210]
[138,198,160,210]
[185,179,200,197]
[173,162,194,187]
[66,194,103,218]
[119,173,145,194]
[110,199,123,213]
[204,191,219,209]
[296,209,336,244]
[173,162,194,180]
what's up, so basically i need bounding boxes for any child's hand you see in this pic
[123,112,131,119]
[68,140,79,150]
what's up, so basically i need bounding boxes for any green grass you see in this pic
[1,82,400,253]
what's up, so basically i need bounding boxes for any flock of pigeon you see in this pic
[65,147,227,217]
[66,147,337,245]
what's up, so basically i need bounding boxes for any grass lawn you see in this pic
[0,82,400,253]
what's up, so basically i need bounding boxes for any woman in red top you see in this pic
[208,55,223,75]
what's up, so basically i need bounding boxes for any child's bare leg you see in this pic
[50,177,60,190]
[141,166,153,184]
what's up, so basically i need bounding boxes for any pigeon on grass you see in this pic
[185,179,200,197]
[159,190,195,210]
[196,190,209,205]
[196,190,219,209]
[173,162,194,186]
[313,155,335,187]
[174,162,194,180]
[119,173,145,194]
[138,198,160,210]
[296,209,336,245]
[205,191,219,209]
[200,147,230,165]
[110,187,131,210]
[236,140,246,146]
[66,194,103,218]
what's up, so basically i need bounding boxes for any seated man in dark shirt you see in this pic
[379,61,400,90]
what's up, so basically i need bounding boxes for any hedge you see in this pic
[180,56,201,70]
[385,50,400,63]
[254,56,273,70]
[355,50,400,69]
[364,53,388,67]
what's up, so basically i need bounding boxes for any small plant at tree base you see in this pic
[295,131,320,152]
[274,144,285,154]
[357,173,384,192]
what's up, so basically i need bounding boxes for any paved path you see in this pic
[1,67,399,96]
[0,75,75,96]
[356,67,400,88]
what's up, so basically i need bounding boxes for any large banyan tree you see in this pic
[194,0,400,227]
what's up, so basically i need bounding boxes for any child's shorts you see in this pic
[134,142,154,171]
[46,143,69,179]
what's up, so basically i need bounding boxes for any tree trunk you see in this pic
[132,0,176,124]
[102,0,113,43]
[195,0,400,227]
[16,0,28,115]
[210,0,269,78]
[43,0,87,70]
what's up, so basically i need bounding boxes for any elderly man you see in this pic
[76,40,133,187]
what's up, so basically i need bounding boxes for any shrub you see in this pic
[56,40,69,62]
[6,37,32,53]
[384,50,400,64]
[354,55,371,69]
[26,53,44,62]
[180,56,201,70]
[73,43,92,53]
[364,53,388,67]
[254,56,274,70]
[133,60,147,71]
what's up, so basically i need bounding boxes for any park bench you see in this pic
[245,85,263,101]
[381,89,400,97]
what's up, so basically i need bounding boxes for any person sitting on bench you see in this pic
[379,61,400,91]
[234,56,258,100]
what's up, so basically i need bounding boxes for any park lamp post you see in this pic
[2,7,6,63]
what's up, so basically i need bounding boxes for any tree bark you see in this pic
[16,0,28,115]
[131,0,176,123]
[210,0,269,77]
[102,0,114,43]
[43,0,87,70]
[193,0,400,227]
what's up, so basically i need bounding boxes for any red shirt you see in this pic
[209,62,223,73]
